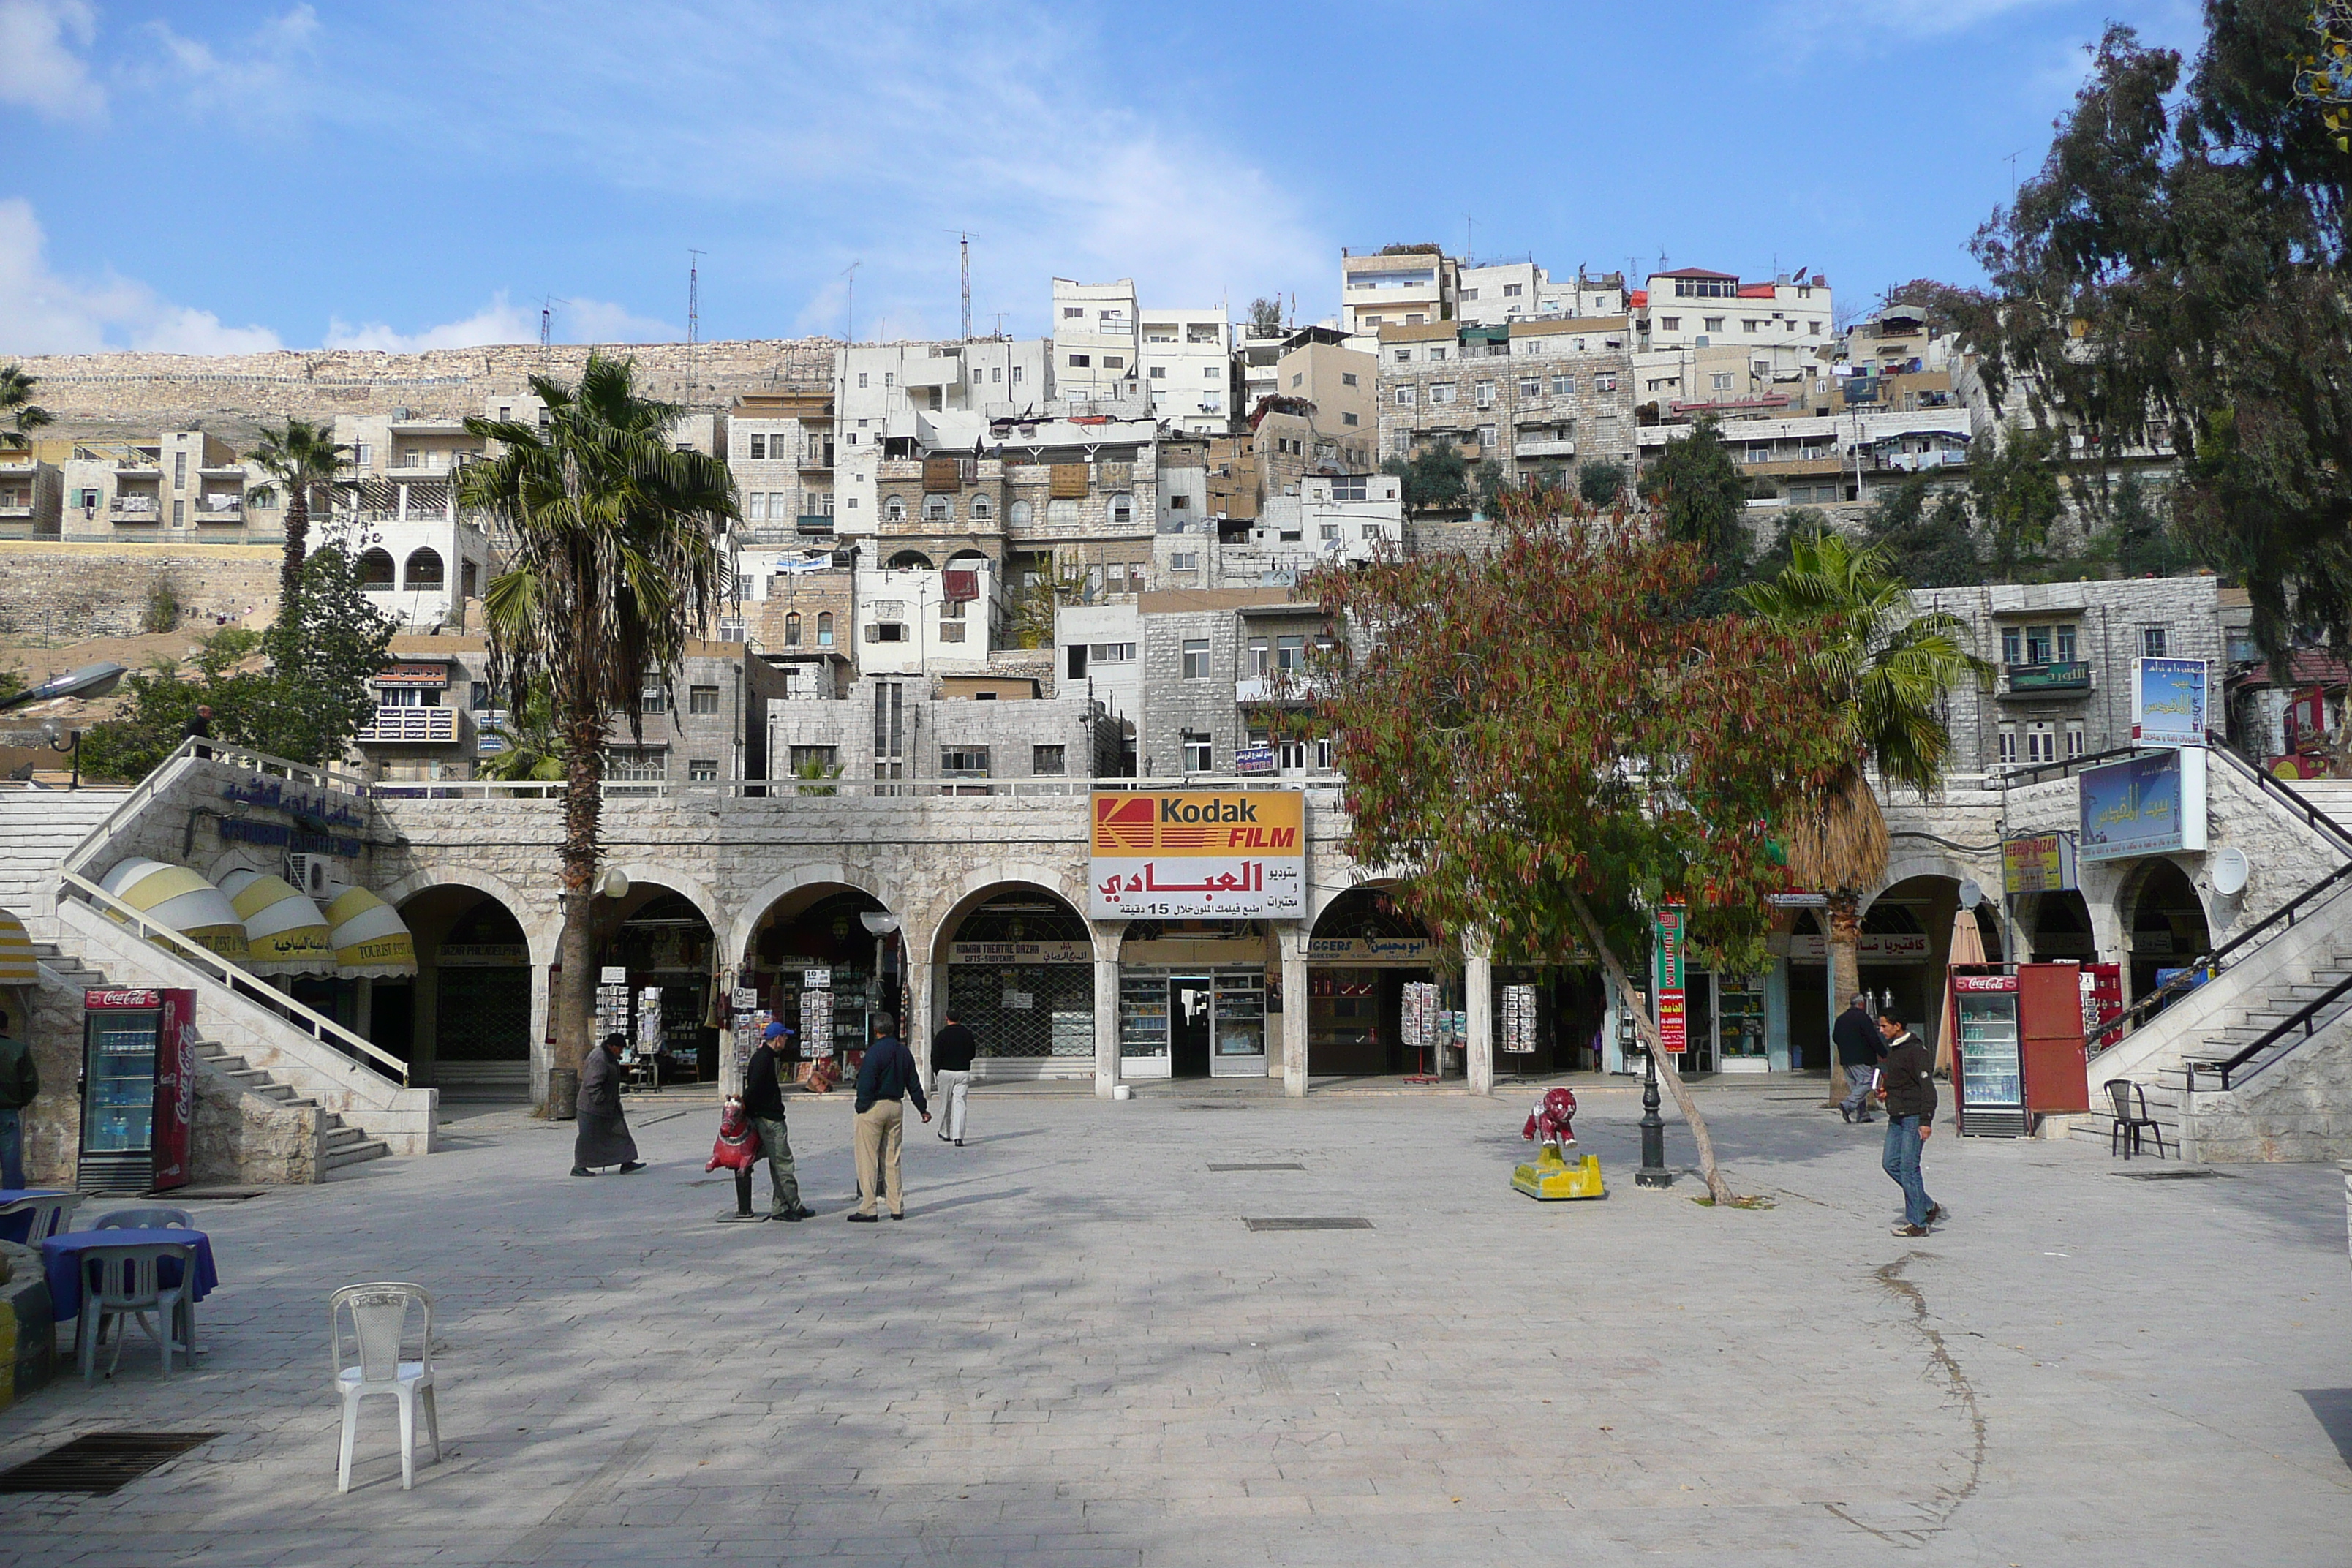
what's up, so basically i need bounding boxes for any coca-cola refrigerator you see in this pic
[78,987,195,1193]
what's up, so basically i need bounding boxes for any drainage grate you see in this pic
[0,1432,222,1496]
[1245,1217,1372,1232]
[1210,1162,1306,1172]
[2115,1168,2231,1180]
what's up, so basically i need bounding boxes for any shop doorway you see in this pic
[1170,976,1213,1077]
[595,886,720,1085]
[1305,888,1447,1077]
[935,886,1095,1082]
[1118,920,1272,1079]
[397,886,534,1091]
[744,885,901,1078]
[2027,890,2096,963]
[2123,860,2211,1001]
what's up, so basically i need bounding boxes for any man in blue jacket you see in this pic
[849,1013,929,1222]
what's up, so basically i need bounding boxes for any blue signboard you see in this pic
[2078,748,2208,862]
[2133,657,2209,747]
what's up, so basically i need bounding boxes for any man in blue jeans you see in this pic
[0,1006,38,1190]
[1875,1010,1945,1237]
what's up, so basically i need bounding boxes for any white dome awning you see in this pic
[217,869,339,976]
[322,883,418,978]
[99,859,249,962]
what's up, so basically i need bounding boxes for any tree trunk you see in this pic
[1569,890,1741,1205]
[279,483,309,625]
[1825,892,1863,1104]
[554,707,605,1082]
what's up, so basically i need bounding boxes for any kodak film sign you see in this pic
[1090,790,1306,921]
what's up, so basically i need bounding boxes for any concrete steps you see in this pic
[2286,779,2352,836]
[188,1040,387,1175]
[0,789,129,939]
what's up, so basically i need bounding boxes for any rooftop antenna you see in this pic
[538,295,568,366]
[686,249,704,395]
[842,260,862,343]
[1463,211,1474,265]
[2004,148,2025,195]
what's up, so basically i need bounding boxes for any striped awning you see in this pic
[322,883,418,978]
[0,908,35,984]
[217,869,338,976]
[99,859,249,962]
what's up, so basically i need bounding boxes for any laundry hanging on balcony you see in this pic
[320,883,418,978]
[98,858,249,962]
[216,869,337,975]
[0,905,35,984]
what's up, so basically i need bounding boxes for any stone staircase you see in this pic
[0,788,127,941]
[32,941,388,1179]
[2287,779,2352,837]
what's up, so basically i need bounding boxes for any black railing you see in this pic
[2209,743,2352,856]
[2184,969,2352,1090]
[2093,856,2352,1041]
[1999,744,2142,787]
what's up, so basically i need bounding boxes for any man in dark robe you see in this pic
[573,1032,644,1177]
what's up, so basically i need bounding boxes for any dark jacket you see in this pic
[1880,1034,1937,1120]
[743,1043,789,1119]
[0,1033,37,1111]
[932,1021,978,1074]
[1832,1006,1883,1068]
[854,1036,928,1116]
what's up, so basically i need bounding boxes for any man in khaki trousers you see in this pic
[848,1013,930,1221]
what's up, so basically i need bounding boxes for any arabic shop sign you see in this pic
[1089,789,1305,920]
[1304,936,1439,964]
[2001,832,2077,897]
[1785,932,1934,965]
[219,777,368,832]
[1654,903,1687,1054]
[2078,747,2208,862]
[2132,657,2209,747]
[947,941,1093,965]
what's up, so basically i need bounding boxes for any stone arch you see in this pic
[380,864,557,965]
[389,870,548,1095]
[728,863,900,967]
[886,549,935,570]
[404,547,445,589]
[923,494,952,523]
[358,547,396,587]
[2115,855,2212,1000]
[924,873,1102,965]
[596,862,728,949]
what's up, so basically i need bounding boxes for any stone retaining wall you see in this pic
[0,541,281,640]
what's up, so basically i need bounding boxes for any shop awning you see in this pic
[217,869,337,976]
[99,859,249,962]
[323,883,418,978]
[0,907,36,984]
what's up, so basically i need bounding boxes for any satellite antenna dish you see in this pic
[2211,847,2250,897]
[1957,880,1983,910]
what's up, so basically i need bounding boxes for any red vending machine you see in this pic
[78,987,196,1193]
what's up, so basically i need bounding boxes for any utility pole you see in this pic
[842,260,862,344]
[960,233,972,342]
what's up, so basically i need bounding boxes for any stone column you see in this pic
[1093,951,1122,1099]
[906,954,935,1085]
[1465,940,1494,1096]
[1281,924,1310,1098]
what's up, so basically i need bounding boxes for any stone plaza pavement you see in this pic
[1,1078,2348,1567]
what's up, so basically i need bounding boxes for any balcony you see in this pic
[194,496,244,521]
[1514,437,1578,459]
[110,499,161,522]
[355,706,459,744]
[1236,674,1324,706]
[2004,660,2092,696]
[797,513,835,537]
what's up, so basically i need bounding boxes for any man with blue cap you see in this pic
[743,1019,811,1221]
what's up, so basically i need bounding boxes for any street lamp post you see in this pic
[1635,1044,1671,1187]
[859,911,901,1045]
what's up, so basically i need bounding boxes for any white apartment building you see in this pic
[1246,472,1404,571]
[1638,268,1833,361]
[1057,601,1145,734]
[1139,309,1232,432]
[853,561,1000,674]
[1340,247,1454,333]
[58,429,281,544]
[832,338,1053,538]
[1052,279,1144,408]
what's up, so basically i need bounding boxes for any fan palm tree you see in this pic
[246,418,353,623]
[1,364,51,451]
[457,354,735,1097]
[1741,530,1991,1097]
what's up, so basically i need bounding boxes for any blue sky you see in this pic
[1,0,2202,355]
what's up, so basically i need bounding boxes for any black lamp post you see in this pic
[47,727,82,791]
[1635,1041,1671,1186]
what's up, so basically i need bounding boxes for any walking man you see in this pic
[932,1008,977,1146]
[1876,1009,1944,1236]
[848,1013,929,1222]
[572,1032,646,1177]
[1833,993,1882,1123]
[744,1021,810,1221]
[0,1003,38,1189]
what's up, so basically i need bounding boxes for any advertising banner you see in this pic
[2132,657,2209,747]
[2001,832,2077,897]
[1786,932,1934,965]
[1654,904,1687,1054]
[2079,747,2208,862]
[1090,790,1305,919]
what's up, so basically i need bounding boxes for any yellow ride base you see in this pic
[1512,1147,1607,1201]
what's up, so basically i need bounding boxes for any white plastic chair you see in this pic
[330,1281,441,1493]
[76,1241,196,1385]
[0,1193,78,1243]
[92,1205,196,1231]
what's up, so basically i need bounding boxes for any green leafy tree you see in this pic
[456,354,735,1092]
[1640,421,1756,609]
[1969,422,2066,578]
[1963,11,2352,667]
[247,418,354,628]
[0,364,51,451]
[1470,457,1507,514]
[1307,490,1850,1203]
[1380,442,1469,513]
[1739,532,1991,1097]
[1577,459,1627,509]
[1865,475,1982,588]
[1246,296,1284,337]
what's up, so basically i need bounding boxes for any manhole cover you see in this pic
[1245,1217,1372,1232]
[0,1432,222,1495]
[2115,1168,2231,1180]
[1210,1163,1305,1172]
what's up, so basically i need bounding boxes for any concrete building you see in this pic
[766,673,1118,800]
[1135,588,1333,777]
[1341,246,1455,334]
[0,451,62,540]
[1377,317,1637,489]
[1251,329,1379,501]
[346,515,497,633]
[1051,279,1144,410]
[853,561,1003,674]
[727,391,837,546]
[58,430,284,546]
[1241,472,1404,577]
[1139,309,1232,432]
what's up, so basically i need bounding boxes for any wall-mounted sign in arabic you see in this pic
[1089,790,1305,920]
[2132,657,2209,748]
[2078,747,2207,862]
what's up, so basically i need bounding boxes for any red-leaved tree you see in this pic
[1306,496,1850,1202]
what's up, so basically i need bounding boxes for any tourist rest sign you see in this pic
[1090,790,1305,920]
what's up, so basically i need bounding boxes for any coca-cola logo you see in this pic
[87,989,160,1008]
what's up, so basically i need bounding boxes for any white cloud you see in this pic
[0,197,283,355]
[0,0,103,121]
[325,291,676,352]
[142,4,320,118]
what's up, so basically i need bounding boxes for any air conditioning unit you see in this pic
[285,854,329,896]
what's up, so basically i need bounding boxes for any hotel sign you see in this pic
[1089,790,1305,920]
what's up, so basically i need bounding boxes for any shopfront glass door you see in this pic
[1170,976,1213,1077]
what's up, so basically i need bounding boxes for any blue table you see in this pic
[40,1228,220,1323]
[0,1189,74,1245]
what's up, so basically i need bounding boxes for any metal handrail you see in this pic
[1999,744,2144,787]
[58,869,410,1085]
[2184,969,2352,1090]
[372,773,1354,801]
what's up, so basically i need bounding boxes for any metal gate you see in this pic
[948,963,1093,1060]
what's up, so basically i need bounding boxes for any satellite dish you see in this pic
[0,660,127,712]
[1957,880,1984,910]
[2211,847,2250,897]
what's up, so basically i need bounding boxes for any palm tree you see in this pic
[475,689,568,785]
[1741,530,1991,1098]
[1,364,51,451]
[456,354,735,1101]
[247,419,353,624]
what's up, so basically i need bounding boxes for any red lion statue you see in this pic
[1520,1087,1579,1152]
